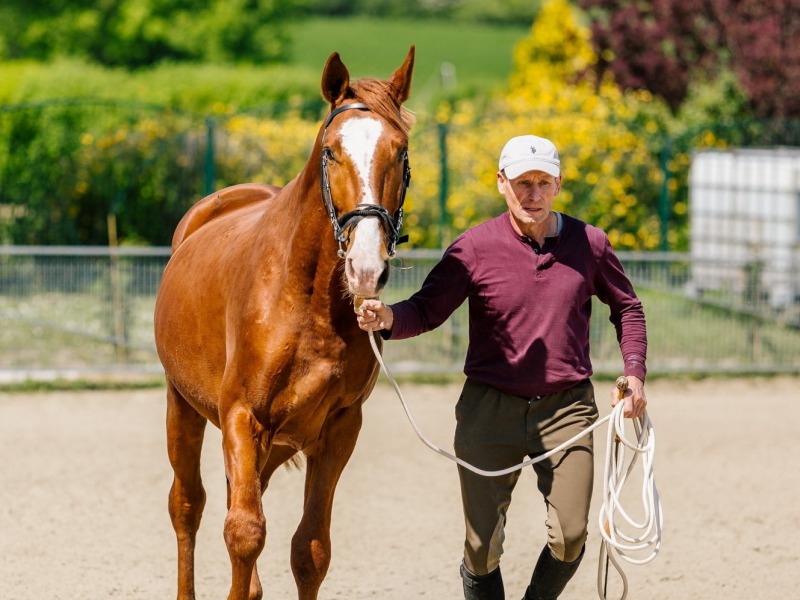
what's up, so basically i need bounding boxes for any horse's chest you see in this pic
[291,340,375,400]
[268,357,371,450]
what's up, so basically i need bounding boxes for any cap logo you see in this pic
[530,146,537,155]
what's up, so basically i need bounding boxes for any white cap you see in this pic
[499,135,560,179]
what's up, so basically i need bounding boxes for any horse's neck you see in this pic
[255,166,347,308]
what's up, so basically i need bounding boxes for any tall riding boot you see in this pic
[521,545,584,600]
[460,561,505,600]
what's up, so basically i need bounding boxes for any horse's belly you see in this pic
[154,235,235,418]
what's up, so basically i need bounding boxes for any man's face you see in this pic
[497,169,561,232]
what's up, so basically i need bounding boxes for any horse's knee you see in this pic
[290,532,331,589]
[169,480,206,534]
[224,507,266,565]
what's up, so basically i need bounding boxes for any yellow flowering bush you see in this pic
[214,111,320,188]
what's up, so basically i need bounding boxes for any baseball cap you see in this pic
[499,135,561,179]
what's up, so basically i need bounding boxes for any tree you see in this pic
[578,0,800,118]
[0,0,300,68]
[577,0,723,112]
[717,0,800,118]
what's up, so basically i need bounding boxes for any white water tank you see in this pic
[688,147,800,309]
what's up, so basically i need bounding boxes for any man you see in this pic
[357,134,648,600]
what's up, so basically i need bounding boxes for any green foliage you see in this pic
[296,0,540,24]
[0,105,85,244]
[0,0,300,67]
[0,12,527,111]
[0,101,326,245]
[676,69,752,134]
[0,101,200,244]
[0,16,530,246]
[0,59,323,112]
[3,11,792,250]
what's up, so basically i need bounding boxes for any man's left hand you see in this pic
[611,375,647,419]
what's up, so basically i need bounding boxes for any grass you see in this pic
[595,287,800,374]
[0,377,165,393]
[287,16,528,107]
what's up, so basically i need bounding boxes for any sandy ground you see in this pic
[1,377,798,600]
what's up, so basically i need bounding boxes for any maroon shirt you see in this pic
[387,212,647,397]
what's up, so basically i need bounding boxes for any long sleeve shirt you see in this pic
[386,212,647,397]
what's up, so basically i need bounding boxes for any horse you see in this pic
[153,47,415,600]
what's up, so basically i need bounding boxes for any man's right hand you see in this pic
[356,299,394,331]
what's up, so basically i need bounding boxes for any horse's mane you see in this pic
[349,78,415,136]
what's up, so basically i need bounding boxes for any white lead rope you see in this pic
[596,397,663,599]
[366,331,662,599]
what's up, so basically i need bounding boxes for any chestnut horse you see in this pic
[154,48,415,600]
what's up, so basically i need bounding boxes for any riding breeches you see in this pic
[453,378,598,575]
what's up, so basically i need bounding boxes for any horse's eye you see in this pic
[322,148,334,162]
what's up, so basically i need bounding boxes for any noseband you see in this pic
[320,103,410,258]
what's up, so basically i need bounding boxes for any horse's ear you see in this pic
[321,52,351,106]
[388,45,415,105]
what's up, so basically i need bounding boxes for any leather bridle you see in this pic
[319,102,410,258]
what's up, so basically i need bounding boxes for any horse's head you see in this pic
[318,47,415,300]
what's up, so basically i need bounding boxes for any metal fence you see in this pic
[1,246,798,382]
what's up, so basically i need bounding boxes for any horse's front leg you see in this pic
[234,445,300,600]
[291,402,363,600]
[221,404,270,600]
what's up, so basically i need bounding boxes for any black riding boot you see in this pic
[521,546,584,600]
[460,561,505,600]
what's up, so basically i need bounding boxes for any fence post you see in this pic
[107,211,127,363]
[204,117,216,196]
[658,136,672,251]
[437,121,449,248]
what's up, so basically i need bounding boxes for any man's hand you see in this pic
[610,375,647,419]
[356,299,394,332]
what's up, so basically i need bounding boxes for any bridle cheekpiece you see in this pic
[320,102,410,259]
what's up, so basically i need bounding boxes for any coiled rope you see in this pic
[365,330,662,599]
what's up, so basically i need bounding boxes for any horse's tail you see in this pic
[171,183,283,251]
[285,454,305,471]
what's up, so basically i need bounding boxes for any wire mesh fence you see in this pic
[1,246,798,382]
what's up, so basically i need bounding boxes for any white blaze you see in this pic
[340,117,386,294]
[340,117,382,205]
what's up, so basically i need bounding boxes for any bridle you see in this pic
[320,102,411,258]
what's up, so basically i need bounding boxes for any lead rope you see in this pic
[363,329,662,599]
[596,381,663,599]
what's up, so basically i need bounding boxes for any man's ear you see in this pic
[497,171,506,194]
